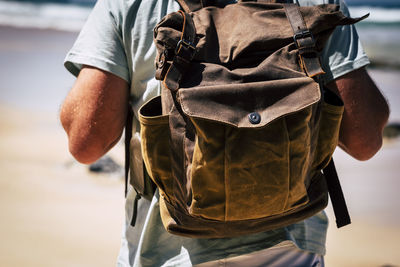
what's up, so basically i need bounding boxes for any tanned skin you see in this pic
[60,66,389,164]
[326,67,389,161]
[60,65,129,164]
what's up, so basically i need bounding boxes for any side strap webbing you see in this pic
[124,105,145,227]
[284,4,325,78]
[124,104,133,198]
[323,158,351,228]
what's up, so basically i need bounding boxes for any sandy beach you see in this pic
[0,25,399,267]
[0,105,125,266]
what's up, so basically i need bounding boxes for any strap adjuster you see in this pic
[293,30,315,48]
[175,39,196,54]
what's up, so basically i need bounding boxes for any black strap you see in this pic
[124,104,133,198]
[323,158,351,228]
[130,192,141,227]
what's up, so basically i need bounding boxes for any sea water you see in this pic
[348,2,400,67]
[0,0,93,32]
[0,0,94,111]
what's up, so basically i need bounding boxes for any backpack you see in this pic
[128,0,367,238]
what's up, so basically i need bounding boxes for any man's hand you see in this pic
[60,65,129,164]
[326,67,389,161]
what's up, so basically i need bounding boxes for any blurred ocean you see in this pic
[0,0,94,32]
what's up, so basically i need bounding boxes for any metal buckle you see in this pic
[293,30,315,49]
[175,39,196,54]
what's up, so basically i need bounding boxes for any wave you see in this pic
[347,0,400,8]
[349,6,400,24]
[0,1,92,31]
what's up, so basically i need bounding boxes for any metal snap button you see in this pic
[248,112,261,124]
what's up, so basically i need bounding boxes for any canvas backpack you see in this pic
[126,0,367,238]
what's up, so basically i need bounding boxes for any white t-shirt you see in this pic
[64,0,369,266]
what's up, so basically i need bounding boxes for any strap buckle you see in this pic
[293,30,315,49]
[175,39,196,54]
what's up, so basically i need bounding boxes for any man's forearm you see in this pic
[60,66,129,164]
[326,67,389,160]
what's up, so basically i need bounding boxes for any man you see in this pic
[60,0,389,266]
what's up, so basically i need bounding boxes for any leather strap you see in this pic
[175,0,213,13]
[323,158,351,228]
[163,10,197,91]
[239,0,292,3]
[284,4,325,77]
[124,103,133,197]
[176,0,196,13]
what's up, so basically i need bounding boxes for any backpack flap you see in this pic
[154,3,368,90]
[178,76,320,128]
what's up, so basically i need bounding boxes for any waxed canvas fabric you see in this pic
[138,1,357,238]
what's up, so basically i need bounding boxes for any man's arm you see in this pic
[60,65,129,164]
[326,67,389,161]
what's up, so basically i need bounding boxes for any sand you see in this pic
[325,145,400,267]
[0,105,125,267]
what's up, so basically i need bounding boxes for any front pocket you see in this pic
[139,96,173,200]
[189,113,311,221]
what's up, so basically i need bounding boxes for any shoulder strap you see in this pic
[175,0,212,12]
[239,0,292,3]
[176,0,233,12]
[284,4,325,77]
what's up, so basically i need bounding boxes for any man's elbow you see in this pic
[340,131,384,161]
[68,140,104,164]
[65,125,123,164]
[353,104,390,161]
[340,101,389,161]
[342,137,382,161]
[61,119,112,165]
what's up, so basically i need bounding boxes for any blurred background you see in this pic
[0,0,399,266]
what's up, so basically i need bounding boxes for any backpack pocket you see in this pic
[179,77,320,221]
[312,91,344,170]
[139,96,173,202]
[188,112,313,221]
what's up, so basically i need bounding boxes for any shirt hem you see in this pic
[323,56,370,84]
[64,52,130,82]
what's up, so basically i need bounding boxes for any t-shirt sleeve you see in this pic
[64,0,129,82]
[320,0,370,84]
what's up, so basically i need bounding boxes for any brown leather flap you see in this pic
[178,77,320,128]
